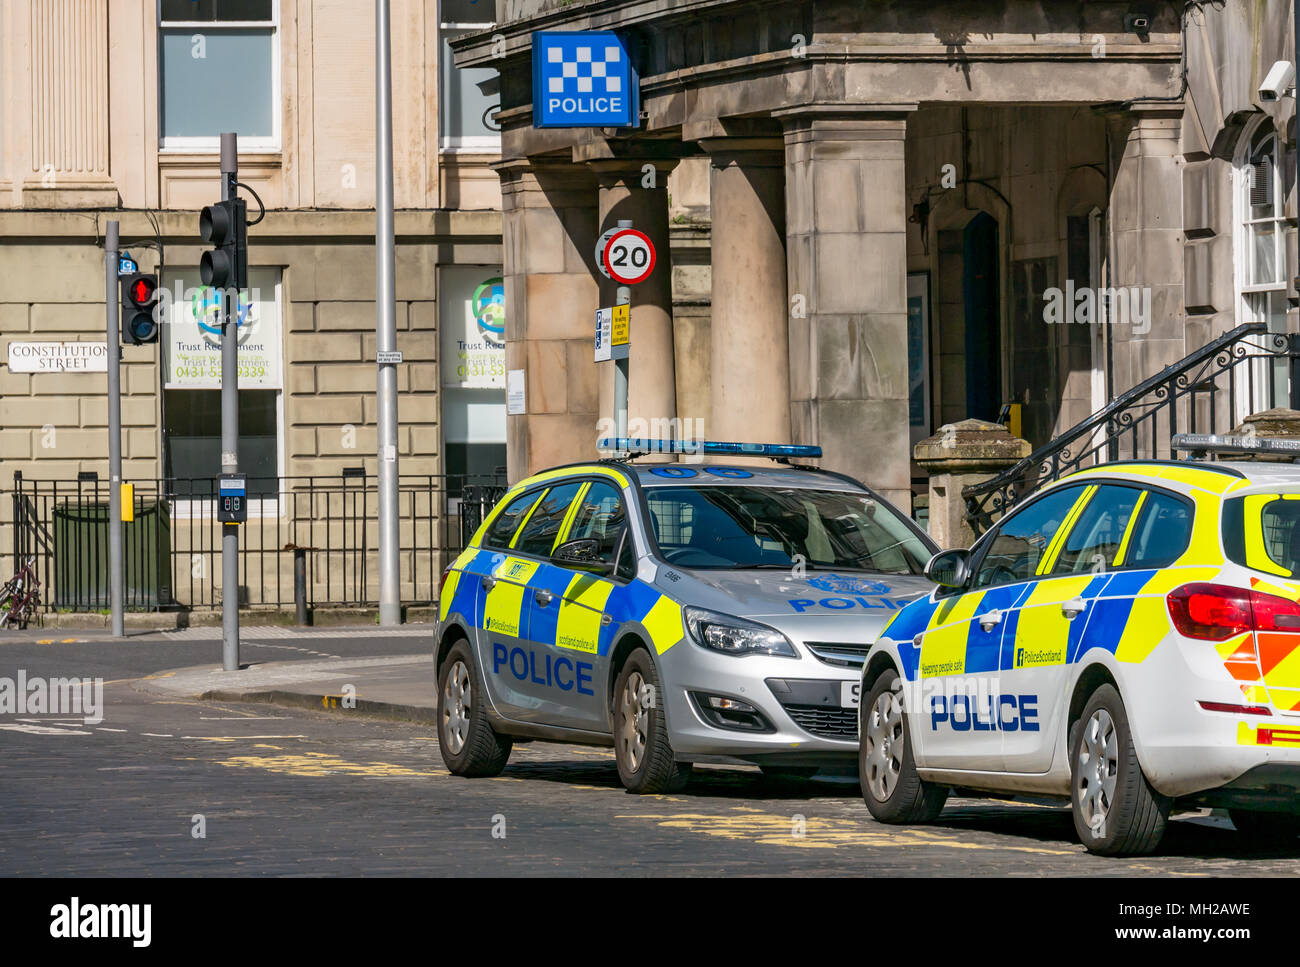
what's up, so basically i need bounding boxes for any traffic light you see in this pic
[199,197,248,289]
[120,272,159,345]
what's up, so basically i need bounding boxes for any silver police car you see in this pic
[434,441,936,793]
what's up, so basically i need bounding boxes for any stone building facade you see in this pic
[0,0,511,610]
[457,0,1298,513]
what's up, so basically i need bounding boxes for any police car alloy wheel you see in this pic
[1069,684,1169,856]
[859,669,947,823]
[438,638,512,777]
[1229,809,1300,841]
[614,648,691,794]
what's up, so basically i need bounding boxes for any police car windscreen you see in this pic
[644,486,929,574]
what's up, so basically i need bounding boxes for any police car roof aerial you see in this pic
[1171,432,1300,463]
[596,437,823,465]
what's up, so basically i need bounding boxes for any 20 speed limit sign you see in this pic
[601,228,656,285]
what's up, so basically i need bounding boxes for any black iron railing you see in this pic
[963,324,1300,534]
[7,471,505,612]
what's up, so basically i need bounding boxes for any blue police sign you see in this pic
[533,31,638,128]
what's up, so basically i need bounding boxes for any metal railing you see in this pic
[7,471,506,613]
[963,324,1299,534]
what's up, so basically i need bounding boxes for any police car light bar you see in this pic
[1171,433,1300,458]
[597,438,823,459]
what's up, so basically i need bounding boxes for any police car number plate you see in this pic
[840,680,861,708]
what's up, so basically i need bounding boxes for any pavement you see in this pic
[136,650,438,724]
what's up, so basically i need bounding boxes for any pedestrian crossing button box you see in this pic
[218,473,248,524]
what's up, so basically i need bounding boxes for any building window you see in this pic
[1237,121,1289,330]
[159,0,279,151]
[439,0,500,151]
[440,266,506,496]
[160,266,284,501]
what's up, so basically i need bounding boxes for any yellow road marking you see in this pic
[615,809,1077,855]
[218,750,448,778]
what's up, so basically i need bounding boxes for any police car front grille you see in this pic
[783,704,859,740]
[804,642,870,668]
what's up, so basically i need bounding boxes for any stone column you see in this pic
[1104,103,1185,396]
[700,138,791,446]
[913,419,1031,550]
[22,0,118,207]
[496,159,601,481]
[589,158,678,448]
[779,105,916,511]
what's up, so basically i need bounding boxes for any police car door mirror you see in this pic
[925,549,970,588]
[552,538,614,575]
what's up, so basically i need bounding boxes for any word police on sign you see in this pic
[533,31,638,128]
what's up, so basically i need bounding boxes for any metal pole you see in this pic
[105,220,124,638]
[220,133,240,671]
[376,0,401,626]
[614,218,632,442]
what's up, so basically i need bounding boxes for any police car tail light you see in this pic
[1167,583,1300,640]
[438,565,453,599]
[1167,584,1252,640]
[684,607,798,658]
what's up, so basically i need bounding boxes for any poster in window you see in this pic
[441,266,506,389]
[162,267,282,389]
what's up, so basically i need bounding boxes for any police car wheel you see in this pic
[438,639,512,778]
[1229,809,1300,841]
[1069,684,1169,856]
[613,648,691,794]
[859,669,947,823]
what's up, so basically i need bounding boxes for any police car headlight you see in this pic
[684,607,798,658]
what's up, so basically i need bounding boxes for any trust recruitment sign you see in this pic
[532,31,638,128]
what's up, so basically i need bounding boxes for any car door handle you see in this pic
[978,609,1002,633]
[534,590,553,607]
[481,576,496,591]
[1062,598,1087,618]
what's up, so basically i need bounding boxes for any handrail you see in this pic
[962,322,1283,531]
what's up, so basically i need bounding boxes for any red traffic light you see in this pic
[129,276,156,305]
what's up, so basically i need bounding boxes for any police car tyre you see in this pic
[438,638,512,777]
[860,668,947,823]
[1069,684,1169,856]
[1229,808,1300,840]
[614,647,691,793]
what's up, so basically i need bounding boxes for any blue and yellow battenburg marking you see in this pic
[883,565,1233,681]
[443,547,684,657]
[443,464,686,660]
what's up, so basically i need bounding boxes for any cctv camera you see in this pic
[1260,60,1295,102]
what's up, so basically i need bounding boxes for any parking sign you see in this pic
[533,31,638,128]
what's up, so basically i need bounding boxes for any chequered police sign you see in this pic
[533,31,638,128]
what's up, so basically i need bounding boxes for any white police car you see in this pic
[860,443,1300,855]
[435,439,937,793]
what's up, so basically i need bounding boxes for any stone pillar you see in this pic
[22,0,118,207]
[913,419,1031,549]
[496,159,601,481]
[1105,103,1185,397]
[700,138,791,446]
[589,158,678,447]
[779,105,916,510]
